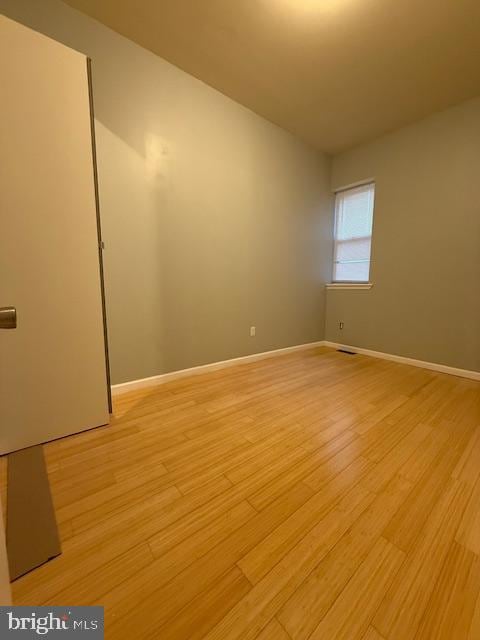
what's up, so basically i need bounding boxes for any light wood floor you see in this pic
[3,346,480,639]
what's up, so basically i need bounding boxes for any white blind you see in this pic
[333,183,375,282]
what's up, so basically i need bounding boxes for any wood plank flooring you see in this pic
[3,346,480,639]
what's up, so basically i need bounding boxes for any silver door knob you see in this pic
[0,307,17,329]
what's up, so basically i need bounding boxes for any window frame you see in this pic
[331,181,375,285]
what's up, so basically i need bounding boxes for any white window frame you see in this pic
[329,181,375,289]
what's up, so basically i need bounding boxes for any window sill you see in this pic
[326,282,373,290]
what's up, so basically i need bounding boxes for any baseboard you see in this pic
[324,341,480,381]
[111,340,326,396]
[111,338,480,396]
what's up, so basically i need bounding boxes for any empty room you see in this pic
[0,0,479,638]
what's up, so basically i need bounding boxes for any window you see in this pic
[333,182,375,283]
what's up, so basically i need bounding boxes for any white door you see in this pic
[0,16,110,454]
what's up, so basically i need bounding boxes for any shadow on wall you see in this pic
[82,15,333,385]
[0,0,333,384]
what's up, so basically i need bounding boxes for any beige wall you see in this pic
[326,97,480,372]
[0,0,332,384]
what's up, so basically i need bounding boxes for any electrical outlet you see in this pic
[250,326,256,337]
[339,321,344,330]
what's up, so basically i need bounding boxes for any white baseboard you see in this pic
[324,341,480,381]
[111,338,480,397]
[111,340,326,396]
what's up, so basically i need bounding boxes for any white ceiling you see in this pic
[64,0,480,152]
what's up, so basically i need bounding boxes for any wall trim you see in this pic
[326,283,373,290]
[111,338,480,397]
[324,341,480,381]
[111,340,326,396]
[333,178,376,193]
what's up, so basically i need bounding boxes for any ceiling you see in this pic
[63,0,480,153]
